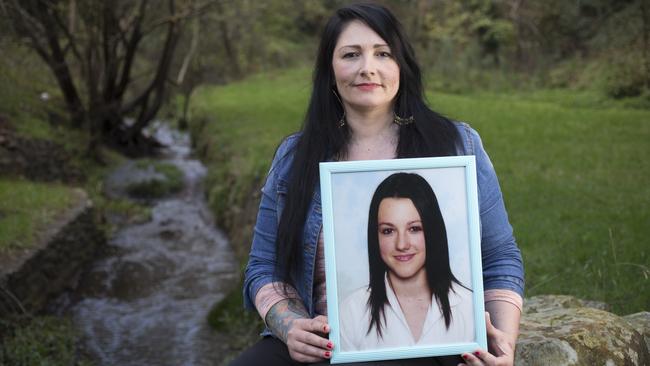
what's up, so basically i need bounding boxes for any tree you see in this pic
[1,0,210,156]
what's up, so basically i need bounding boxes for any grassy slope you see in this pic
[192,68,649,315]
[0,180,79,252]
[190,68,312,257]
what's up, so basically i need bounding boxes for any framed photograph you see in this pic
[320,156,487,364]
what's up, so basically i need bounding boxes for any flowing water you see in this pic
[58,124,238,365]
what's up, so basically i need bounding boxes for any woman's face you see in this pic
[377,197,426,281]
[332,20,400,114]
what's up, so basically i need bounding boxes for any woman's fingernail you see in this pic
[323,325,328,332]
[327,342,333,349]
[462,354,469,360]
[325,351,331,358]
[474,351,480,357]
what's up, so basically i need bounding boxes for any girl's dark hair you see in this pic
[274,4,460,300]
[366,172,465,338]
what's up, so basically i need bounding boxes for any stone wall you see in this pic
[0,191,105,314]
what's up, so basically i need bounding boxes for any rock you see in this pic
[624,312,650,355]
[579,299,611,312]
[516,295,649,366]
[103,160,182,200]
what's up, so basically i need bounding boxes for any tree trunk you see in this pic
[214,1,241,77]
[641,0,650,89]
[2,0,197,157]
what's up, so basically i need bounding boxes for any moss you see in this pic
[125,160,184,199]
[207,284,262,332]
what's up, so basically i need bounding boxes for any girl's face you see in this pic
[332,20,400,115]
[377,197,426,281]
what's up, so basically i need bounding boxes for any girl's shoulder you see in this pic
[341,286,371,306]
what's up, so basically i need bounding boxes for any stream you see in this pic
[56,124,238,365]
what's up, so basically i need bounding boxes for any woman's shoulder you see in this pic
[267,132,302,177]
[274,132,302,161]
[451,121,483,156]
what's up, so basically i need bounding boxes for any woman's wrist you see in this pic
[485,300,521,347]
[265,298,310,343]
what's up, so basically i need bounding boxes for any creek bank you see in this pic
[0,120,84,184]
[0,189,105,314]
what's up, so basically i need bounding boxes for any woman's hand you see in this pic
[266,299,334,363]
[459,312,515,366]
[285,315,333,362]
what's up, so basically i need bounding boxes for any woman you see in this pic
[232,3,523,366]
[339,172,474,351]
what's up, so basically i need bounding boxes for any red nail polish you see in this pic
[462,354,469,360]
[474,351,480,357]
[325,351,331,358]
[327,342,333,349]
[323,325,328,332]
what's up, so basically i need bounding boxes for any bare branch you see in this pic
[51,3,83,62]
[114,0,148,99]
[176,14,200,84]
[122,0,182,116]
[141,0,219,36]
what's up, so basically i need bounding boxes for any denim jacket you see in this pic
[243,122,525,327]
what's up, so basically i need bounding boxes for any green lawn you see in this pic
[192,67,649,315]
[0,179,80,252]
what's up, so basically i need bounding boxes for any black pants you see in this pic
[228,337,464,366]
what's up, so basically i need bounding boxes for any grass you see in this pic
[0,179,80,252]
[191,67,649,316]
[427,91,649,314]
[0,315,91,366]
[190,68,311,234]
[207,285,263,333]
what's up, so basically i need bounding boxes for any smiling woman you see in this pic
[339,172,473,352]
[332,20,400,117]
[231,3,524,366]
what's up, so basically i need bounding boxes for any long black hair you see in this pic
[366,172,465,338]
[274,4,460,297]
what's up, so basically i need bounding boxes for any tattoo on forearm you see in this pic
[266,299,310,342]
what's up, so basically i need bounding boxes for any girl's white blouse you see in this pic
[339,275,474,352]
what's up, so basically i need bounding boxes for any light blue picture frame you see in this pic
[319,156,486,364]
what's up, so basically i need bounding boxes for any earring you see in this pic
[332,88,346,128]
[338,112,346,128]
[393,113,414,126]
